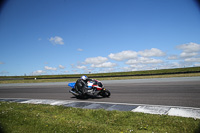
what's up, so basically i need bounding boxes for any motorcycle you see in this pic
[68,79,111,98]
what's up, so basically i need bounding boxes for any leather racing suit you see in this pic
[75,78,92,95]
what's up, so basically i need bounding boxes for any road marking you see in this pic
[168,108,200,119]
[132,106,170,115]
[0,98,200,119]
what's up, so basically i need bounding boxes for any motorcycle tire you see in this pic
[101,89,111,97]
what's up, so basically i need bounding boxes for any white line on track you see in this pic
[1,98,200,119]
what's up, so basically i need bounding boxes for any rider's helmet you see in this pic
[81,75,88,80]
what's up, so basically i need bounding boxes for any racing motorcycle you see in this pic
[68,79,111,98]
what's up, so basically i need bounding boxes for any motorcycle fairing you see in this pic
[68,82,76,88]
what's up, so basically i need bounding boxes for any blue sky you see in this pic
[0,0,200,76]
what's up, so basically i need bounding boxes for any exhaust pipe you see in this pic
[69,90,79,96]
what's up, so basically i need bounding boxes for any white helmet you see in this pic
[81,75,88,80]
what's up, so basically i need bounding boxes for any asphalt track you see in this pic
[0,77,200,108]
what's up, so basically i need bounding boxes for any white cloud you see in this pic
[99,68,116,73]
[66,42,200,74]
[184,58,200,62]
[77,48,83,51]
[126,57,163,64]
[138,48,166,57]
[194,63,200,67]
[170,62,181,68]
[32,70,46,75]
[160,62,182,69]
[71,64,76,68]
[177,42,200,53]
[84,56,108,64]
[120,64,146,72]
[91,62,117,68]
[63,70,69,73]
[167,55,179,60]
[59,65,65,69]
[177,42,200,59]
[76,65,87,69]
[130,64,145,68]
[120,67,133,72]
[180,52,198,58]
[108,50,137,61]
[44,66,57,71]
[49,36,64,45]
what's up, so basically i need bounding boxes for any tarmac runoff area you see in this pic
[0,98,200,119]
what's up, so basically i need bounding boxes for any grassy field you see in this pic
[1,67,200,132]
[0,67,200,84]
[0,102,200,133]
[1,73,200,84]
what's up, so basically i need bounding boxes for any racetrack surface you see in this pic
[0,77,200,108]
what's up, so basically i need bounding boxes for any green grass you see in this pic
[0,102,200,133]
[0,67,200,84]
[1,66,200,79]
[0,72,200,84]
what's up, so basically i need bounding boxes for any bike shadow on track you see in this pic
[70,96,110,100]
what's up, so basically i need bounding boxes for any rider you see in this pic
[75,75,92,95]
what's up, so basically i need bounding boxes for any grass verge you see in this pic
[0,102,200,133]
[0,73,200,84]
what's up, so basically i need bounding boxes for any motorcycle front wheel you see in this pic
[101,89,111,97]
